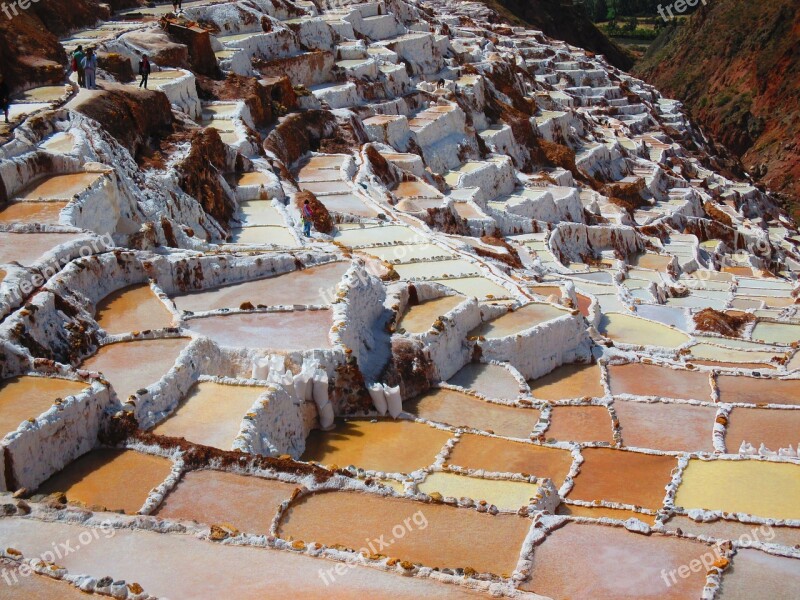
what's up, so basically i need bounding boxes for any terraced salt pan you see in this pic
[718,548,800,600]
[569,447,677,510]
[0,201,67,225]
[448,363,521,400]
[361,243,454,262]
[0,232,83,266]
[302,419,451,473]
[675,459,800,520]
[725,407,800,452]
[664,515,800,551]
[545,406,613,443]
[614,399,716,452]
[522,521,710,599]
[448,434,574,483]
[13,172,102,201]
[716,375,800,406]
[750,322,800,345]
[397,295,464,333]
[687,343,784,365]
[407,388,539,439]
[394,259,480,280]
[185,310,332,350]
[170,262,348,312]
[35,449,172,513]
[155,469,297,533]
[556,503,656,524]
[528,363,605,400]
[609,363,711,401]
[94,284,173,334]
[0,376,88,437]
[40,131,75,153]
[300,180,353,195]
[235,201,286,226]
[80,337,190,401]
[431,276,510,299]
[278,490,531,575]
[151,381,265,449]
[630,252,673,271]
[418,472,539,510]
[5,563,93,599]
[334,225,419,247]
[470,303,568,339]
[0,518,482,599]
[228,226,297,246]
[600,313,690,348]
[319,193,378,217]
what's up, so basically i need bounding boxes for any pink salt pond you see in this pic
[724,406,800,452]
[528,363,605,400]
[447,362,521,400]
[155,469,297,533]
[406,387,540,439]
[545,405,613,443]
[170,261,349,312]
[608,363,711,401]
[614,399,717,452]
[0,232,83,266]
[522,521,711,599]
[278,490,531,576]
[0,375,88,437]
[185,310,332,350]
[35,449,172,513]
[718,548,800,600]
[5,564,93,600]
[94,283,173,334]
[716,375,800,406]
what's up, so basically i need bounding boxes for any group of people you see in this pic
[71,46,98,90]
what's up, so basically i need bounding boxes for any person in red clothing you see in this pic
[139,54,151,89]
[302,199,314,237]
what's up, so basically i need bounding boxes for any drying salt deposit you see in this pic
[1,0,798,596]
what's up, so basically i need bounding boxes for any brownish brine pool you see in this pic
[528,363,605,400]
[545,405,613,443]
[397,295,464,334]
[608,363,711,401]
[0,375,88,437]
[95,284,173,334]
[614,399,717,452]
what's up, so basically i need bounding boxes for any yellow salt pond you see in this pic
[751,322,800,345]
[397,295,464,333]
[0,375,88,437]
[418,472,538,510]
[600,313,690,348]
[675,459,800,520]
[94,284,173,334]
[528,363,605,400]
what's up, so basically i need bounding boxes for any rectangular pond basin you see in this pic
[277,490,531,576]
[0,375,88,438]
[725,407,800,452]
[609,363,711,401]
[614,399,716,452]
[227,226,297,246]
[185,310,332,350]
[406,387,539,439]
[171,261,349,312]
[448,363,521,400]
[35,449,172,513]
[417,472,539,510]
[556,503,656,525]
[80,337,190,401]
[664,514,800,549]
[470,303,568,339]
[716,375,800,406]
[13,172,102,202]
[0,232,83,266]
[718,548,800,600]
[431,276,510,300]
[361,243,454,262]
[333,225,419,247]
[155,469,298,533]
[394,259,479,280]
[94,284,173,334]
[750,322,800,345]
[0,201,67,225]
[568,447,677,510]
[397,295,464,334]
[675,459,800,520]
[299,181,353,195]
[528,363,605,401]
[151,381,265,449]
[599,313,690,348]
[234,201,285,227]
[545,406,613,443]
[302,419,451,474]
[318,193,378,217]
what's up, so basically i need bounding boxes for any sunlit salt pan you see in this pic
[600,313,690,348]
[0,375,88,438]
[397,295,465,333]
[94,284,173,334]
[186,310,332,350]
[418,472,539,510]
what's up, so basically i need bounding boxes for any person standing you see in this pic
[72,45,86,88]
[138,54,151,89]
[302,199,314,237]
[0,74,10,124]
[82,48,98,90]
[172,0,181,12]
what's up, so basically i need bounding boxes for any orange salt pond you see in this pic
[614,399,717,452]
[185,310,332,349]
[302,419,451,473]
[664,515,800,549]
[80,337,189,400]
[0,232,82,266]
[529,362,605,400]
[447,434,574,484]
[522,521,710,599]
[94,284,173,334]
[36,449,172,513]
[397,295,464,333]
[469,302,567,338]
[406,387,539,439]
[278,491,531,575]
[418,472,539,510]
[14,172,102,201]
[608,363,711,401]
[0,201,67,225]
[569,447,676,509]
[545,405,613,443]
[151,381,265,449]
[724,407,800,451]
[716,375,800,405]
[556,503,656,525]
[448,362,521,400]
[0,375,88,437]
[718,549,800,600]
[170,261,349,311]
[675,459,800,520]
[5,565,93,600]
[155,470,297,532]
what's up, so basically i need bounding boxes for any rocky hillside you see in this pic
[635,0,800,218]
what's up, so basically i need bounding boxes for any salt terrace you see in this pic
[0,0,798,597]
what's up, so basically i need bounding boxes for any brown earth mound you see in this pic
[296,190,333,234]
[693,308,755,338]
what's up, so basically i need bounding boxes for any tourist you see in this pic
[302,199,314,237]
[0,74,10,124]
[139,54,151,89]
[172,0,181,13]
[82,48,98,90]
[72,45,86,88]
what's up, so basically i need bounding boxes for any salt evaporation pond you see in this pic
[545,405,613,443]
[448,362,521,399]
[600,313,690,348]
[469,302,567,338]
[609,363,711,401]
[528,363,604,400]
[750,322,800,345]
[94,283,173,334]
[0,201,67,224]
[417,472,539,510]
[185,310,332,350]
[0,232,82,266]
[397,295,464,333]
[614,399,716,452]
[0,375,88,437]
[724,407,800,451]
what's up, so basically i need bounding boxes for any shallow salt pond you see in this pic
[750,322,800,345]
[227,225,297,246]
[40,131,75,153]
[94,284,173,334]
[687,342,783,364]
[0,201,67,225]
[14,172,102,201]
[334,224,418,247]
[718,548,800,600]
[556,503,656,524]
[170,261,348,311]
[361,243,453,262]
[185,310,332,350]
[234,201,285,226]
[716,375,800,406]
[600,313,690,348]
[80,337,190,400]
[35,449,172,513]
[470,303,567,339]
[448,362,521,400]
[614,399,716,452]
[0,232,83,266]
[724,407,800,451]
[418,472,539,510]
[299,180,352,195]
[630,252,673,271]
[406,387,539,438]
[5,563,92,599]
[302,419,451,473]
[545,406,613,443]
[277,490,531,575]
[675,459,800,520]
[608,363,711,401]
[151,381,265,449]
[394,258,479,280]
[318,193,378,217]
[0,375,88,437]
[397,295,464,333]
[431,276,510,299]
[528,363,605,400]
[155,469,297,532]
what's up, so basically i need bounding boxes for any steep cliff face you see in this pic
[635,1,800,218]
